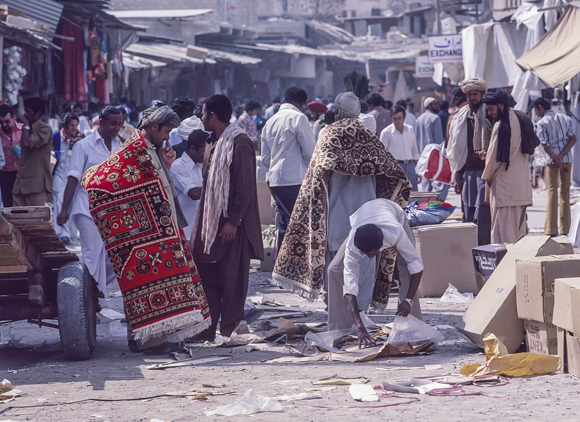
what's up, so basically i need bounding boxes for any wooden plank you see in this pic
[0,221,49,275]
[0,265,28,274]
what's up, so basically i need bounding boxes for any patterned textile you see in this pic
[83,131,211,342]
[272,117,412,307]
[201,124,245,253]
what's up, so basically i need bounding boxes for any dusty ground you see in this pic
[2,264,580,422]
[2,188,580,421]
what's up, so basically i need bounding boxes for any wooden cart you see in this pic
[0,207,97,360]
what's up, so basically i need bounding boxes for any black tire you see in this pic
[57,262,97,360]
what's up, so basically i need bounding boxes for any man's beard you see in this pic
[469,101,482,113]
[495,107,505,121]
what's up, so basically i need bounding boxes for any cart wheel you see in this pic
[57,262,97,360]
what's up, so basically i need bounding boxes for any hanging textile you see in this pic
[62,23,87,102]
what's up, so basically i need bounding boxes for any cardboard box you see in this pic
[186,45,209,60]
[552,277,580,334]
[257,181,275,226]
[524,320,557,355]
[457,236,574,353]
[558,327,567,372]
[516,256,580,324]
[260,246,276,272]
[472,243,507,292]
[566,332,580,378]
[412,222,478,297]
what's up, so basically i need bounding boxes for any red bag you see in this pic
[423,145,452,184]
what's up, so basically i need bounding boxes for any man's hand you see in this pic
[454,180,463,195]
[161,145,176,168]
[57,210,69,226]
[552,154,563,166]
[396,300,411,317]
[357,326,376,348]
[475,150,487,160]
[219,222,237,243]
[16,115,30,126]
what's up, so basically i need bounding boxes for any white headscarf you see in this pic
[177,116,204,141]
[334,92,361,119]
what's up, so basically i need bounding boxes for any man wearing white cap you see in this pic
[415,97,447,199]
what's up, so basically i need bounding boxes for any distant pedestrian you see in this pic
[415,97,448,200]
[381,105,420,191]
[262,87,316,249]
[482,90,532,244]
[438,100,450,133]
[365,93,392,137]
[12,98,52,206]
[265,97,281,119]
[396,99,416,130]
[533,97,577,236]
[168,97,196,146]
[307,100,327,140]
[359,100,377,133]
[447,79,493,245]
[237,100,261,143]
[0,105,19,207]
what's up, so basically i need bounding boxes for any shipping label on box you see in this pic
[524,320,558,355]
[472,243,507,291]
[516,256,580,324]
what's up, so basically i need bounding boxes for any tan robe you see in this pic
[482,110,533,244]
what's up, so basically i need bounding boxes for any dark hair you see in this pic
[193,104,203,119]
[272,96,281,104]
[365,93,383,107]
[354,224,383,253]
[120,96,129,104]
[284,87,308,105]
[203,94,233,124]
[71,102,83,111]
[396,99,407,108]
[62,112,79,128]
[187,129,209,150]
[129,110,139,122]
[360,100,369,113]
[531,97,551,111]
[439,100,449,112]
[100,106,123,120]
[324,107,336,125]
[23,97,46,115]
[245,100,261,112]
[170,97,196,121]
[450,86,467,107]
[385,100,393,109]
[0,104,15,118]
[119,107,127,117]
[390,105,406,117]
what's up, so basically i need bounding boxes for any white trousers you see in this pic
[73,214,116,307]
[53,171,77,242]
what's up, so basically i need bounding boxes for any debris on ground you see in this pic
[204,389,283,416]
[0,380,24,404]
[146,355,232,370]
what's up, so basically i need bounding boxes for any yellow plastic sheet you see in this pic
[461,333,561,377]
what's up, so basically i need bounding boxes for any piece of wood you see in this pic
[0,223,49,274]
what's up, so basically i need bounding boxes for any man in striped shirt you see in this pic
[533,98,577,236]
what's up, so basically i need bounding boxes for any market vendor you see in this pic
[327,198,423,347]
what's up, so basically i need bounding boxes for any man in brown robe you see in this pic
[191,94,263,340]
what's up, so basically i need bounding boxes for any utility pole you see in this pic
[436,0,442,34]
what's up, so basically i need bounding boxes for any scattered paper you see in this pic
[275,392,322,402]
[349,384,379,402]
[204,390,282,416]
[383,379,452,394]
[424,364,443,371]
[312,377,369,385]
[99,308,125,320]
[436,325,455,330]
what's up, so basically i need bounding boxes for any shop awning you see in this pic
[2,0,63,40]
[515,4,580,87]
[125,42,217,65]
[123,53,167,69]
[108,9,213,19]
[0,20,58,50]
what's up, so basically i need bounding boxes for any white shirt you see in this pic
[343,199,423,298]
[67,130,123,219]
[170,152,203,239]
[380,123,420,161]
[360,113,377,133]
[261,103,316,187]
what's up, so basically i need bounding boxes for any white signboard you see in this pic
[428,35,463,63]
[415,56,435,78]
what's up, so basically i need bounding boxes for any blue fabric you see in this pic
[52,131,61,162]
[398,161,418,191]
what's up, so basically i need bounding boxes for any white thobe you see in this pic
[170,153,203,240]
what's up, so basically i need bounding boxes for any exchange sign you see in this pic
[428,35,463,63]
[415,56,435,77]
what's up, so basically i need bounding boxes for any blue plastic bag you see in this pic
[405,200,456,227]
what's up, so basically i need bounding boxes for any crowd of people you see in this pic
[0,78,576,350]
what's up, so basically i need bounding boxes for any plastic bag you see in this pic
[109,320,126,338]
[415,143,452,183]
[204,389,283,416]
[306,311,374,352]
[439,283,473,303]
[406,200,456,227]
[386,315,445,347]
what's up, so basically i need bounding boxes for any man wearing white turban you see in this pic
[173,115,205,158]
[447,77,492,245]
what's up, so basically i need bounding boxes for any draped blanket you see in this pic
[83,132,211,342]
[272,118,412,307]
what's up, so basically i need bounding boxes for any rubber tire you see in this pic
[57,262,97,360]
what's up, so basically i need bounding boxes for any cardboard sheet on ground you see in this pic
[460,333,561,377]
[268,341,433,363]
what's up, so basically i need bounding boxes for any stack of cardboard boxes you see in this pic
[458,236,574,353]
[552,278,580,377]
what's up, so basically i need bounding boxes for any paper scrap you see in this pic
[147,355,232,370]
[349,384,379,402]
[436,325,455,330]
[313,377,369,385]
[99,308,125,320]
[424,364,443,371]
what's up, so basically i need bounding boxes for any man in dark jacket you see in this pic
[192,94,264,339]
